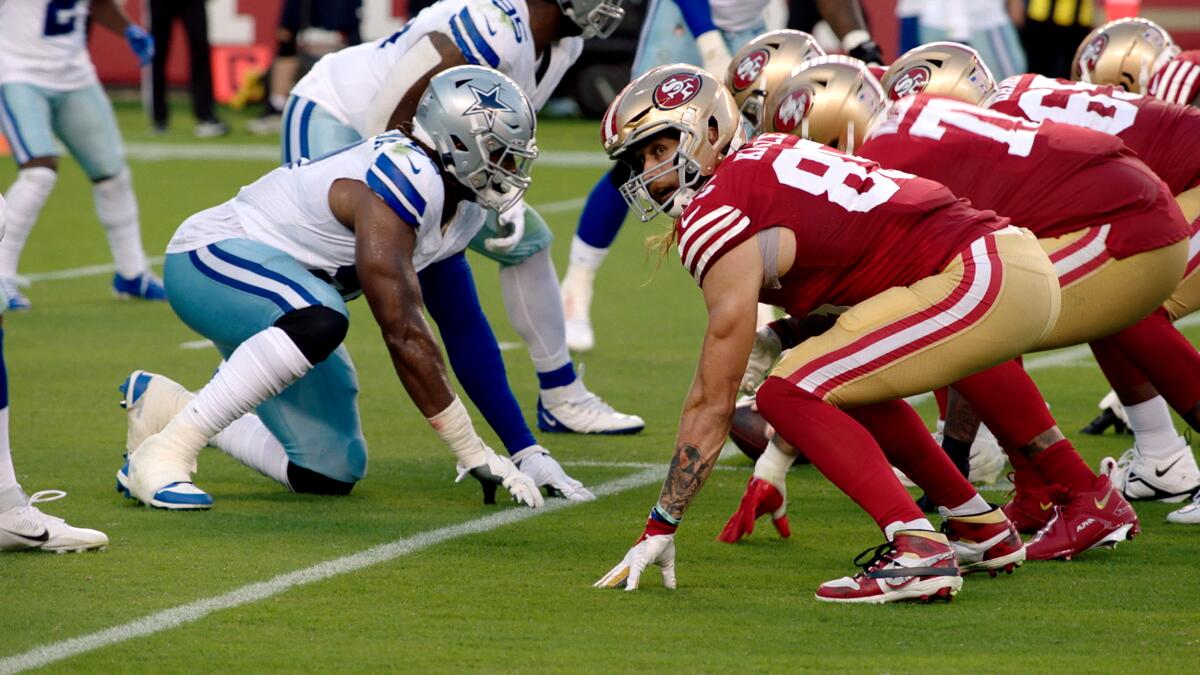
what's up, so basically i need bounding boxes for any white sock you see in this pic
[753,442,794,487]
[944,493,991,516]
[0,408,25,509]
[568,235,608,272]
[177,327,311,440]
[884,518,935,540]
[211,414,292,488]
[93,168,148,278]
[1126,396,1182,459]
[0,167,57,277]
[499,249,571,374]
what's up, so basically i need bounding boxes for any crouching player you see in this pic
[118,67,584,510]
[594,65,1056,603]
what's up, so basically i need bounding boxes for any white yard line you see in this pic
[123,143,611,168]
[0,467,662,675]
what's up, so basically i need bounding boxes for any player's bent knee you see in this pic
[286,462,356,495]
[273,306,348,364]
[756,376,819,423]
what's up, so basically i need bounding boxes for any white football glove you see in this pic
[594,532,677,591]
[512,445,596,501]
[740,324,783,395]
[484,200,526,253]
[696,30,732,79]
[456,446,544,509]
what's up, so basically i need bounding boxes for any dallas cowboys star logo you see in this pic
[462,83,514,127]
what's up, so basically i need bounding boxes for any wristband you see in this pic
[427,396,486,468]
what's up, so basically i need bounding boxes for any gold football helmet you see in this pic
[881,42,996,105]
[1072,17,1179,92]
[725,29,826,132]
[601,64,746,221]
[762,55,884,153]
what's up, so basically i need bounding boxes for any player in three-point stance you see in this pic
[118,67,583,510]
[593,65,1060,603]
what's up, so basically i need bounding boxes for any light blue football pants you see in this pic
[164,238,367,484]
[0,81,125,180]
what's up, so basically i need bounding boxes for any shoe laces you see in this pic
[852,541,898,576]
[13,490,67,524]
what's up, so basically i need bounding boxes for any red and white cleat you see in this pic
[815,531,962,604]
[941,506,1025,576]
[1025,476,1140,561]
[717,476,790,543]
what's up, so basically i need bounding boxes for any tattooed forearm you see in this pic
[657,443,716,521]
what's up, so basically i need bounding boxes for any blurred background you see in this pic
[32,0,1200,133]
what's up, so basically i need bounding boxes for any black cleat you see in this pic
[1081,408,1130,436]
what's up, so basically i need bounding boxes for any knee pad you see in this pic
[273,305,348,364]
[286,462,356,495]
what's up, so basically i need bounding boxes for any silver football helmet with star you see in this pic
[412,65,538,212]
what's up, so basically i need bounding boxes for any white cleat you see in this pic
[1099,439,1200,503]
[0,490,108,553]
[1167,491,1200,524]
[512,445,595,501]
[120,370,195,453]
[561,268,595,352]
[125,432,213,510]
[538,387,644,435]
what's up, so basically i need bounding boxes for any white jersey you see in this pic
[711,0,771,34]
[291,0,583,132]
[168,132,485,293]
[0,0,98,90]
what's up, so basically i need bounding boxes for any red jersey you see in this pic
[987,74,1200,195]
[675,133,1002,316]
[1149,50,1200,107]
[861,94,1186,258]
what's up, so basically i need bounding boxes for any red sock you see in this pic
[1029,439,1097,492]
[933,387,949,421]
[847,400,977,509]
[757,377,923,530]
[1008,450,1046,489]
[951,359,1059,450]
[1090,334,1154,404]
[1102,308,1200,414]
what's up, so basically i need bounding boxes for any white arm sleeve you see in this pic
[362,35,445,136]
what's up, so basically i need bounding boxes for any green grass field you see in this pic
[1,102,1198,673]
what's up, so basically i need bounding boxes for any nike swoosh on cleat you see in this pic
[9,528,50,544]
[1155,456,1184,478]
[1039,501,1054,511]
[1094,487,1113,510]
[539,410,559,429]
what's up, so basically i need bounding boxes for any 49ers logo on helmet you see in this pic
[889,65,931,100]
[654,73,702,110]
[732,50,770,91]
[1079,34,1108,74]
[773,87,812,133]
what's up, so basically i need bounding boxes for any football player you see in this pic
[886,42,1200,522]
[752,55,1182,560]
[1072,17,1200,109]
[592,65,1057,603]
[282,0,644,440]
[559,0,883,352]
[0,0,163,310]
[118,67,582,511]
[0,192,108,552]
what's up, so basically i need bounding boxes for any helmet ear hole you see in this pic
[450,135,469,153]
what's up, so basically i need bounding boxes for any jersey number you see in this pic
[1016,81,1139,134]
[910,98,1037,157]
[43,0,81,37]
[771,140,902,212]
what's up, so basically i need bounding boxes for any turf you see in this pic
[0,102,1198,673]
